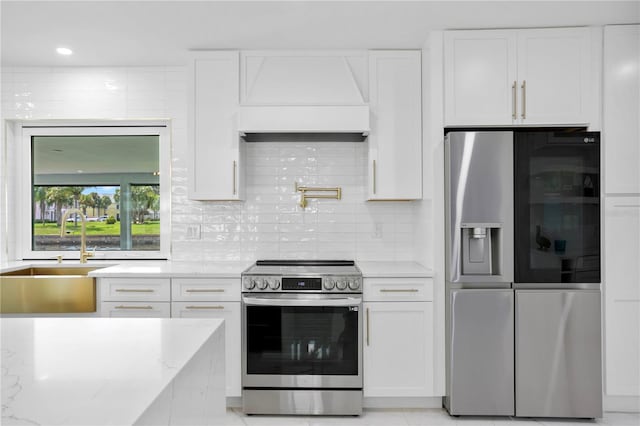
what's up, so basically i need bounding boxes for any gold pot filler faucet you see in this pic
[60,208,95,263]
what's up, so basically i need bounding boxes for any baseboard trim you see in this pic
[604,395,640,412]
[364,397,442,409]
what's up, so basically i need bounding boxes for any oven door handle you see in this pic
[242,296,362,307]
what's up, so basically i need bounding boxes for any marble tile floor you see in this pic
[216,409,640,426]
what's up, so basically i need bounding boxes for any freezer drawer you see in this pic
[447,289,514,416]
[515,290,602,418]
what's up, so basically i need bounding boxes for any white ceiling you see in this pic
[2,1,639,67]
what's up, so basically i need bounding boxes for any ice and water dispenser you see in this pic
[460,224,502,276]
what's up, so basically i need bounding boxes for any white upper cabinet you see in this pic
[240,51,368,105]
[368,50,422,200]
[516,28,593,125]
[444,27,594,126]
[188,51,244,200]
[444,30,517,126]
[604,25,640,195]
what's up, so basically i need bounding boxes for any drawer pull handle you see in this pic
[380,289,419,293]
[185,289,225,293]
[185,305,224,310]
[114,305,153,310]
[115,289,154,293]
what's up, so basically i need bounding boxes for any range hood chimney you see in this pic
[238,105,370,141]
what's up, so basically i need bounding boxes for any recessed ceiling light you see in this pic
[56,47,73,56]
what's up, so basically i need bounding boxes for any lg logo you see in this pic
[584,137,595,143]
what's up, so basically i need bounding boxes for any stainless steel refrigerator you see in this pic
[444,130,602,418]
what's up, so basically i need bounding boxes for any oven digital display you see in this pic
[282,277,322,291]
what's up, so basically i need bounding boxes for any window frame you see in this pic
[18,121,171,260]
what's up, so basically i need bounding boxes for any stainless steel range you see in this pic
[241,260,363,416]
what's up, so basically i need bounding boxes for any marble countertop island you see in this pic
[1,318,226,425]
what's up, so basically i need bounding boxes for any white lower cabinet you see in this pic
[171,301,242,398]
[99,278,171,318]
[362,276,434,398]
[605,198,640,396]
[364,301,433,397]
[101,301,171,318]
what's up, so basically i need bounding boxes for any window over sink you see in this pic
[18,123,170,260]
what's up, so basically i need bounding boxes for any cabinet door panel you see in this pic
[363,301,433,397]
[605,302,640,396]
[605,198,640,396]
[517,28,592,125]
[444,30,517,126]
[171,301,241,397]
[189,51,242,200]
[368,51,422,200]
[604,25,640,194]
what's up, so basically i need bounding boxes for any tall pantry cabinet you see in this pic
[603,24,640,400]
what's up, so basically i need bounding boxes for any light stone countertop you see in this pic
[1,318,226,425]
[0,260,431,278]
[0,260,252,278]
[357,261,434,278]
[87,260,252,278]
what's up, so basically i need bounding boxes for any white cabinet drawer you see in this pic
[100,301,171,318]
[171,278,240,302]
[363,278,433,302]
[100,278,170,302]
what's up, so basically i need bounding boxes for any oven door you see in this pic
[242,293,362,389]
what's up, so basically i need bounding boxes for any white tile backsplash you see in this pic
[1,66,424,262]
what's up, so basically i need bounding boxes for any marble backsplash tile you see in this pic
[172,141,418,261]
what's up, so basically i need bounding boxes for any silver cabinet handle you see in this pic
[185,289,225,293]
[114,305,153,310]
[366,307,370,346]
[521,80,526,119]
[372,160,377,195]
[613,204,640,208]
[185,305,224,310]
[233,160,237,195]
[512,81,517,120]
[115,289,154,293]
[380,289,419,293]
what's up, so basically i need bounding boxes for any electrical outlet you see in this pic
[186,224,201,240]
[373,223,383,239]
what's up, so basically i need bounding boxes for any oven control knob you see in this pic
[256,278,268,290]
[268,278,280,290]
[348,279,360,291]
[336,279,348,291]
[244,277,256,290]
[324,279,335,290]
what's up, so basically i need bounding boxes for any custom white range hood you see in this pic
[238,105,369,136]
[236,51,370,140]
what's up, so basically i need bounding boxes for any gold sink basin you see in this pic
[0,266,104,313]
